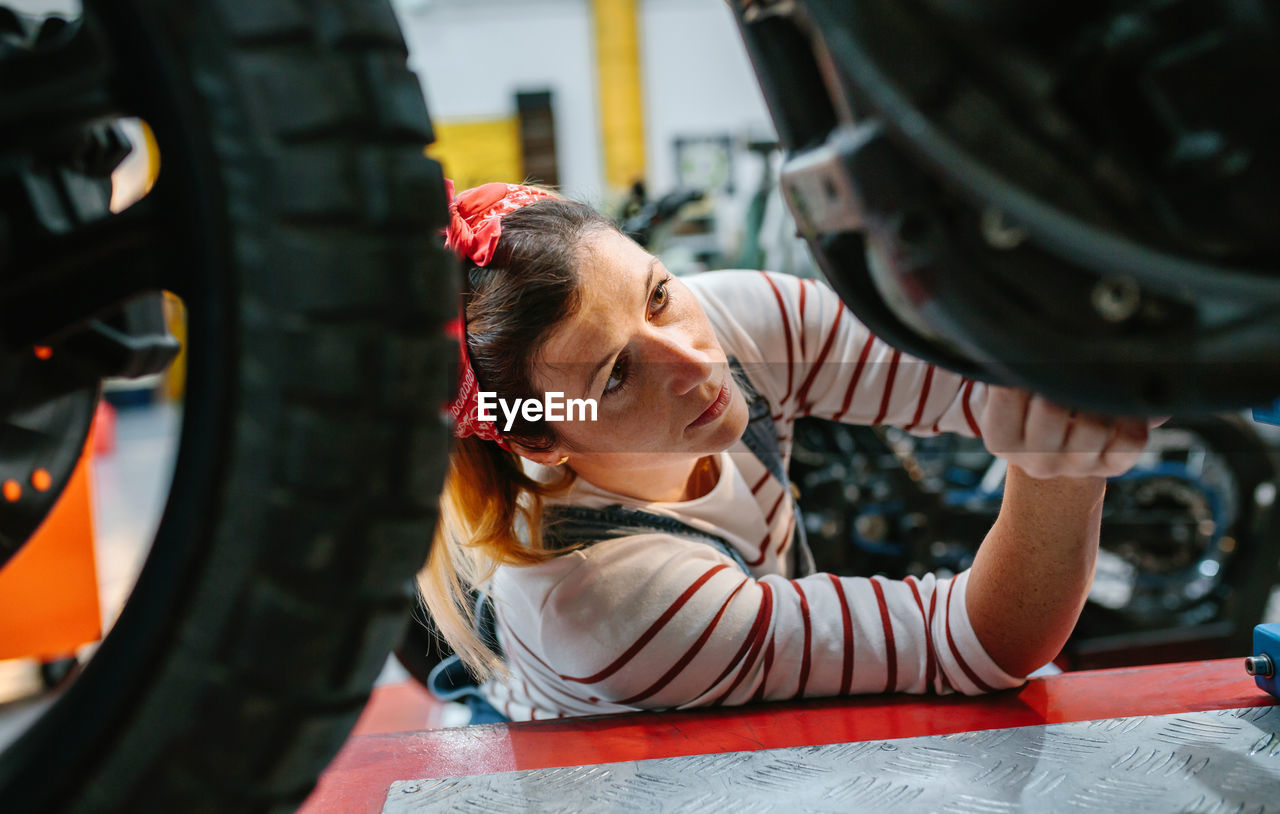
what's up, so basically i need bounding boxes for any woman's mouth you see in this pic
[688,379,731,429]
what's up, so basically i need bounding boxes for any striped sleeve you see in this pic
[691,270,987,437]
[502,535,1022,715]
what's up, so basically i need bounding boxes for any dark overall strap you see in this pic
[543,503,752,574]
[730,357,813,577]
[731,357,787,484]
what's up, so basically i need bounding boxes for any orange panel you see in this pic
[0,446,102,661]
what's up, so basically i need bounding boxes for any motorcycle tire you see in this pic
[0,1,454,812]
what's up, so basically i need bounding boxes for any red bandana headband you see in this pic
[444,180,557,448]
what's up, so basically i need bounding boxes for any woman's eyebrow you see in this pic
[580,256,660,396]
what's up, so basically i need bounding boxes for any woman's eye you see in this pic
[604,355,629,395]
[648,278,671,317]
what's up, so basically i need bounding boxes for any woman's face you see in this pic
[528,229,749,470]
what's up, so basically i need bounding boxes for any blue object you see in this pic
[1249,624,1280,698]
[1253,398,1280,426]
[427,655,511,725]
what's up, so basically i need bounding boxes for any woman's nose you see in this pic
[648,330,713,395]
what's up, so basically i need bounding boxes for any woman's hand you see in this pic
[968,386,1167,677]
[978,386,1154,480]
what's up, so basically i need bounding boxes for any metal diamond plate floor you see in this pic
[382,706,1280,813]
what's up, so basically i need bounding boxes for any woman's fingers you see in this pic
[1098,419,1150,478]
[1023,396,1073,451]
[980,386,1030,452]
[1013,397,1075,478]
[1062,412,1113,456]
[979,385,1152,479]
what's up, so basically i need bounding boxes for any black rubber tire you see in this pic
[0,2,454,812]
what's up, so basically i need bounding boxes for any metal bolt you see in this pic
[979,207,1028,250]
[1091,276,1142,323]
[1245,654,1274,678]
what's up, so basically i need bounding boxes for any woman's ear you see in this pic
[507,443,568,468]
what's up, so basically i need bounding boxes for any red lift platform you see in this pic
[304,658,1278,813]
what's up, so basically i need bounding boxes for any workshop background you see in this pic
[3,0,1279,748]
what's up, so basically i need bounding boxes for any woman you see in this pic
[420,181,1152,722]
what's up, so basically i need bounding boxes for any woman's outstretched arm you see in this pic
[966,387,1153,677]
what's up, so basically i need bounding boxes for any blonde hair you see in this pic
[418,196,622,678]
[420,438,572,677]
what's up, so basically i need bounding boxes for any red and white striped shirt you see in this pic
[484,271,1022,721]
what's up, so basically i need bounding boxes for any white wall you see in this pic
[638,0,777,266]
[392,0,606,202]
[639,0,774,195]
[392,0,776,210]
